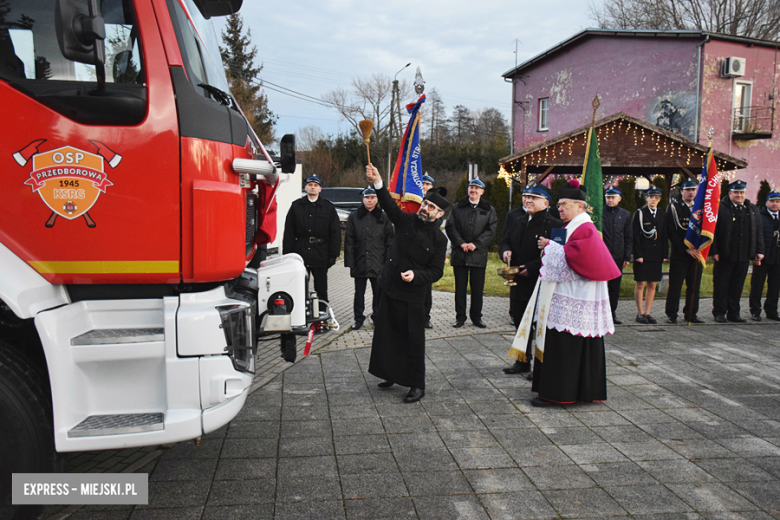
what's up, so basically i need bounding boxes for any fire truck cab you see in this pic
[0,0,332,514]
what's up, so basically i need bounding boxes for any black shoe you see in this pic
[666,315,677,324]
[524,372,534,381]
[686,316,705,324]
[714,314,727,323]
[403,388,425,403]
[766,314,780,322]
[453,320,465,328]
[352,321,363,330]
[503,361,531,374]
[509,316,515,326]
[472,319,487,328]
[612,314,623,325]
[728,315,747,323]
[636,314,648,324]
[378,380,394,388]
[750,313,762,322]
[425,320,433,329]
[530,397,555,407]
[645,315,657,324]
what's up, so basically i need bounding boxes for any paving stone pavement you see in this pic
[46,259,780,519]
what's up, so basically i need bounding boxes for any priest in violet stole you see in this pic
[509,179,621,407]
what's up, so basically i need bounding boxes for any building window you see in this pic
[538,98,549,131]
[733,81,752,133]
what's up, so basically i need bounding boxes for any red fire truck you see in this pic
[0,0,332,513]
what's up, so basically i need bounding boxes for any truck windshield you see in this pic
[0,0,143,84]
[169,0,230,95]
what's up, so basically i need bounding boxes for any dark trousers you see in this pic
[607,275,622,315]
[424,284,432,320]
[308,267,329,303]
[665,257,703,319]
[453,266,486,322]
[749,263,780,317]
[354,277,379,323]
[712,260,749,318]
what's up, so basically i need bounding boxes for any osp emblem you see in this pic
[15,139,122,227]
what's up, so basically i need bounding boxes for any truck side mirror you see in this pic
[280,134,296,174]
[55,0,106,67]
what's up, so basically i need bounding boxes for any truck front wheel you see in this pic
[0,343,59,519]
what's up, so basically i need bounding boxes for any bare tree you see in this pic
[474,108,509,142]
[588,0,780,40]
[297,125,326,151]
[322,74,412,146]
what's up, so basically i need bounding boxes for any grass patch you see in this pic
[434,254,754,300]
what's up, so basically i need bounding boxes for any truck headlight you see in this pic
[217,303,256,373]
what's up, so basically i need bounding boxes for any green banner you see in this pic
[581,127,603,232]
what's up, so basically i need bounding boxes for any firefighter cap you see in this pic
[305,175,323,186]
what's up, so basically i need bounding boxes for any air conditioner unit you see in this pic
[722,57,746,77]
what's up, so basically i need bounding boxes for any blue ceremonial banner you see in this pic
[389,95,426,213]
[684,149,720,266]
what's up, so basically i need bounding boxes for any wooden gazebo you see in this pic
[499,112,747,188]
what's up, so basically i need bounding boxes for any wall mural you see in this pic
[649,94,696,140]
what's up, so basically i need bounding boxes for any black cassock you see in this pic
[368,186,447,389]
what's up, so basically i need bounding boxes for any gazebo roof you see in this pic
[499,112,747,184]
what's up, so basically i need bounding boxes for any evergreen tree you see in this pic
[617,177,638,215]
[757,179,771,206]
[220,13,276,144]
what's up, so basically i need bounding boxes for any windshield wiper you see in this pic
[198,83,232,107]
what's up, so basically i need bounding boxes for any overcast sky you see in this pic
[223,0,596,147]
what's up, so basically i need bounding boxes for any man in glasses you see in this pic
[498,183,561,376]
[364,164,449,403]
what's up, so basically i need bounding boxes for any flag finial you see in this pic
[591,95,600,126]
[707,126,714,148]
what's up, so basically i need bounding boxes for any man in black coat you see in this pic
[664,180,704,324]
[711,180,764,323]
[446,178,498,328]
[749,191,780,321]
[282,175,341,302]
[498,184,562,374]
[344,188,394,330]
[602,186,632,325]
[365,164,449,403]
[499,204,527,326]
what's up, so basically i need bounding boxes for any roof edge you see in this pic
[502,28,780,78]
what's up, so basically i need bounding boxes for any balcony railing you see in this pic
[733,105,774,139]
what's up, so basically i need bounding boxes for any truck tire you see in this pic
[0,343,59,520]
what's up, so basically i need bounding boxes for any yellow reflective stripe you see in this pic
[28,261,179,274]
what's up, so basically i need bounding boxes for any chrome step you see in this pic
[71,328,164,346]
[68,413,165,438]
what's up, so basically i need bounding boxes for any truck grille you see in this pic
[246,193,257,255]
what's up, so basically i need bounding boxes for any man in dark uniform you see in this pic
[282,175,341,302]
[446,178,498,328]
[365,164,449,403]
[422,174,435,329]
[498,184,562,375]
[602,186,632,325]
[749,190,780,321]
[344,188,394,330]
[711,180,764,323]
[664,180,705,324]
[500,200,527,326]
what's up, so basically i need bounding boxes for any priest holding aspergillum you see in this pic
[510,179,621,407]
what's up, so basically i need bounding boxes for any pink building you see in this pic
[503,29,778,197]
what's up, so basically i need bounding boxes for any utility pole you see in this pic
[388,63,411,174]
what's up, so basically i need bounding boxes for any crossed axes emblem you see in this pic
[14,139,122,228]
